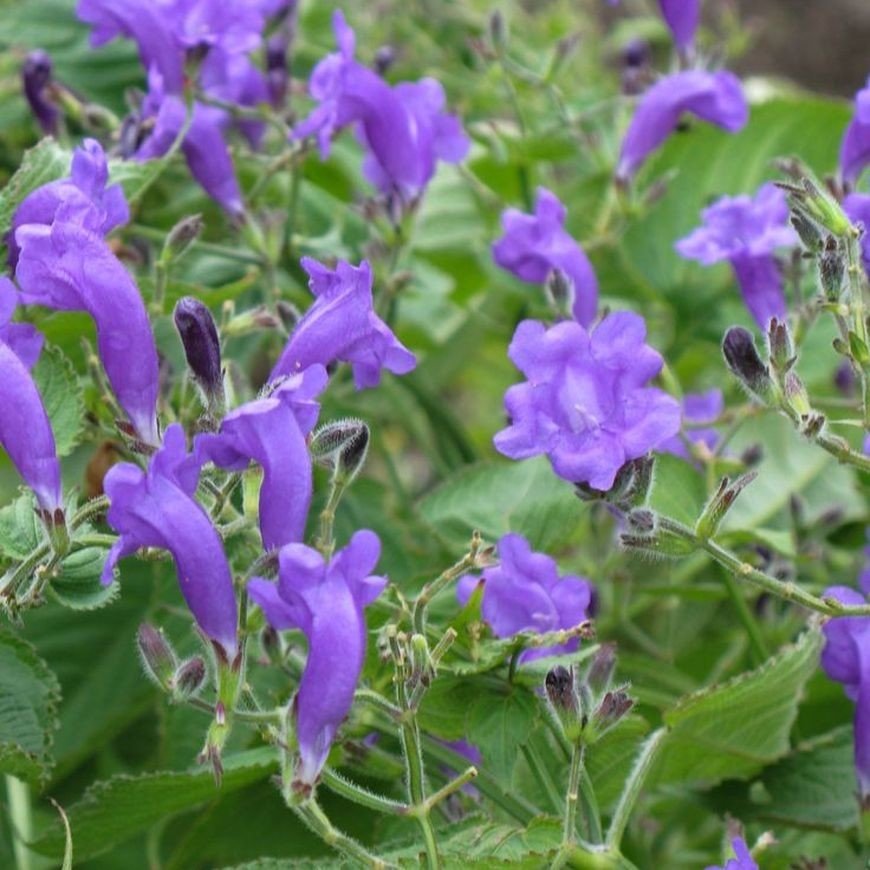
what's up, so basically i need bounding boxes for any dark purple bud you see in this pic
[834,360,856,396]
[266,33,289,107]
[174,297,224,411]
[164,214,204,262]
[790,212,823,252]
[819,235,846,301]
[545,666,582,742]
[137,623,177,689]
[310,418,370,483]
[627,508,656,534]
[591,689,634,737]
[766,317,794,374]
[586,643,617,694]
[171,656,207,699]
[739,443,764,467]
[695,472,757,539]
[722,327,773,401]
[622,38,649,69]
[544,267,575,319]
[21,50,59,136]
[373,45,397,76]
[276,300,300,333]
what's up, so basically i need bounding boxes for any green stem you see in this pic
[419,766,477,813]
[71,494,110,529]
[400,718,440,869]
[606,728,667,849]
[317,474,348,560]
[719,571,769,666]
[563,744,584,844]
[293,798,392,868]
[578,760,603,844]
[6,776,34,870]
[128,224,265,266]
[521,743,562,814]
[412,537,481,635]
[321,768,408,815]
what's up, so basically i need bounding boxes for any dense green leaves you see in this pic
[0,627,60,785]
[32,345,86,457]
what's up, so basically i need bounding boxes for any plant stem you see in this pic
[521,743,562,813]
[321,768,408,815]
[563,744,584,844]
[606,728,667,849]
[317,473,348,560]
[400,717,441,869]
[419,766,477,813]
[293,798,392,868]
[578,760,603,844]
[71,494,110,529]
[6,776,34,870]
[719,570,769,666]
[411,536,481,635]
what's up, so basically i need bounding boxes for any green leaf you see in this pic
[0,627,60,786]
[0,138,70,243]
[585,715,650,811]
[466,686,538,784]
[648,453,707,526]
[31,345,85,458]
[652,628,823,787]
[0,492,41,561]
[418,457,581,554]
[437,816,561,864]
[417,676,481,740]
[29,747,277,861]
[49,547,117,611]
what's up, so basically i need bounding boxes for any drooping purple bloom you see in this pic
[843,193,870,275]
[163,0,264,56]
[659,389,723,460]
[659,0,699,52]
[21,50,60,136]
[270,257,416,389]
[0,278,61,515]
[704,837,757,870]
[195,366,327,550]
[457,533,594,663]
[294,11,469,205]
[616,70,747,182]
[8,138,128,268]
[840,78,870,186]
[494,312,681,491]
[821,584,870,804]
[492,188,599,326]
[102,424,238,661]
[676,183,796,329]
[248,530,387,787]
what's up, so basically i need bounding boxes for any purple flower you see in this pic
[843,193,870,275]
[676,183,796,329]
[659,0,699,52]
[840,78,870,185]
[492,188,599,326]
[494,312,681,490]
[616,70,747,182]
[8,138,128,268]
[704,837,757,870]
[821,584,870,804]
[0,278,61,515]
[248,530,387,788]
[294,11,469,205]
[659,389,723,459]
[21,50,60,136]
[270,257,416,389]
[457,533,594,662]
[102,424,238,661]
[195,366,327,550]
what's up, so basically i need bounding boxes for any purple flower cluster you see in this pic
[457,533,595,662]
[676,183,797,329]
[294,11,469,207]
[492,188,599,326]
[494,312,681,491]
[12,140,161,446]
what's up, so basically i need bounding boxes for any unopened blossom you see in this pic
[270,257,416,389]
[174,296,224,406]
[676,183,796,329]
[195,366,327,550]
[843,193,870,275]
[248,530,387,787]
[494,312,681,491]
[102,424,238,661]
[840,78,870,185]
[616,70,747,181]
[457,533,594,662]
[659,0,699,52]
[705,837,757,870]
[0,278,61,514]
[820,584,870,804]
[492,187,599,326]
[21,50,60,136]
[294,10,469,204]
[659,389,723,460]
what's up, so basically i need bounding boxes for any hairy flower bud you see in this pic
[766,317,794,374]
[722,327,773,402]
[171,656,207,699]
[790,212,823,252]
[544,267,575,319]
[819,236,847,301]
[310,418,370,483]
[695,472,757,540]
[545,666,583,742]
[174,297,225,412]
[164,214,204,263]
[590,689,634,738]
[137,623,177,690]
[586,643,617,695]
[21,50,59,136]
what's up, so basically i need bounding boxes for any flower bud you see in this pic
[21,50,59,136]
[137,623,177,690]
[766,317,794,374]
[590,688,634,738]
[585,643,617,695]
[310,418,370,483]
[544,268,575,319]
[266,33,289,107]
[819,236,846,301]
[722,327,773,402]
[174,297,225,413]
[695,472,757,540]
[373,45,397,76]
[164,214,204,263]
[545,666,583,743]
[789,212,823,252]
[783,371,811,416]
[171,656,207,699]
[626,508,656,534]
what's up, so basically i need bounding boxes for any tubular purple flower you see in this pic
[843,193,870,275]
[840,78,870,185]
[658,388,723,459]
[704,837,757,870]
[247,530,387,787]
[102,424,238,661]
[195,366,327,550]
[294,11,469,204]
[676,184,796,329]
[14,218,161,447]
[270,257,416,389]
[456,533,594,662]
[492,187,599,326]
[21,50,60,136]
[616,70,747,182]
[494,312,681,491]
[820,584,870,805]
[658,0,699,52]
[0,278,61,514]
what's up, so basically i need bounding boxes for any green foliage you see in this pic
[32,345,86,457]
